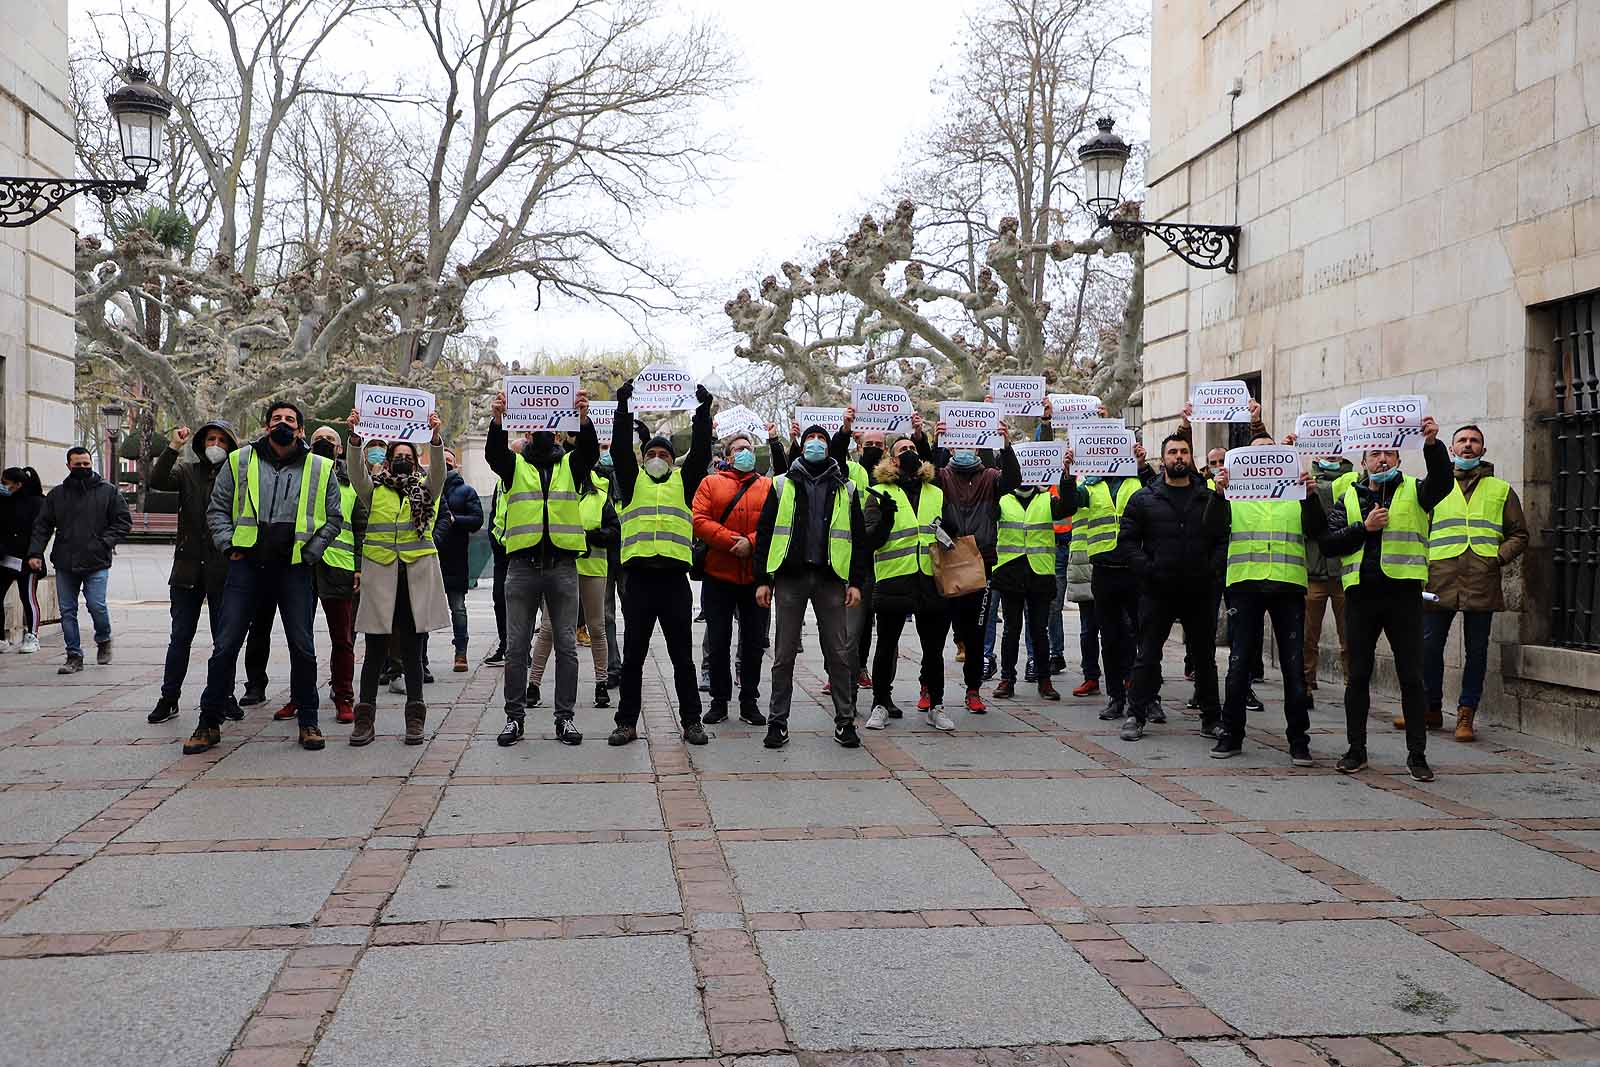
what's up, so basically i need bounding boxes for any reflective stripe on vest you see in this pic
[873,482,943,581]
[1081,479,1140,558]
[765,474,854,581]
[228,446,331,565]
[504,454,587,554]
[620,468,693,564]
[996,492,1056,576]
[1226,500,1307,587]
[322,482,359,571]
[1428,477,1510,561]
[1340,477,1429,588]
[577,476,610,578]
[363,488,440,565]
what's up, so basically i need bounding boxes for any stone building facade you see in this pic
[1144,0,1600,745]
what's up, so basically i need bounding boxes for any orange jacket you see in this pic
[692,467,772,585]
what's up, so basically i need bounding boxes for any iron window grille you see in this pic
[1548,291,1600,650]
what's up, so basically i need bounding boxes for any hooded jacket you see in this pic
[693,466,772,586]
[150,419,239,591]
[861,453,941,615]
[29,468,132,574]
[433,468,484,593]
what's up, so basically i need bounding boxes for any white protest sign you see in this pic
[1340,395,1428,451]
[631,364,698,411]
[1189,380,1253,423]
[794,406,846,435]
[713,404,767,444]
[1293,413,1345,457]
[502,375,580,432]
[1065,417,1128,435]
[1068,423,1138,477]
[589,401,617,448]
[990,375,1046,417]
[1014,441,1069,487]
[938,401,1002,448]
[356,383,435,444]
[850,384,914,433]
[1222,446,1306,500]
[1048,393,1105,421]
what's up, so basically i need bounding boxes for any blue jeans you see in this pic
[161,585,222,701]
[200,557,319,727]
[1423,609,1493,710]
[982,585,998,659]
[55,568,111,659]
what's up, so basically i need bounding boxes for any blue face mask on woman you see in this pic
[803,439,827,463]
[1369,465,1400,484]
[732,449,756,472]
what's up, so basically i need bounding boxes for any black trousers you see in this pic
[491,540,508,648]
[1223,585,1310,746]
[1129,584,1220,724]
[359,568,423,703]
[244,582,278,692]
[702,577,767,711]
[873,607,949,705]
[1000,585,1054,682]
[1344,583,1428,758]
[948,589,985,692]
[1090,565,1139,709]
[615,567,701,730]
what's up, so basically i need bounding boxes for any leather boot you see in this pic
[1454,705,1476,742]
[404,701,427,745]
[349,702,377,747]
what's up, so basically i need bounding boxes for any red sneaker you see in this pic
[965,688,987,713]
[821,681,832,695]
[334,699,355,725]
[272,701,297,721]
[857,670,872,690]
[917,685,932,712]
[1072,678,1100,697]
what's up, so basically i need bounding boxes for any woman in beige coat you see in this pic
[345,408,450,745]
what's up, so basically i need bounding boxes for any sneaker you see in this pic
[388,677,405,694]
[698,668,711,693]
[555,716,583,746]
[497,717,525,747]
[298,725,326,751]
[927,705,956,731]
[993,679,1015,699]
[865,704,890,730]
[683,724,709,745]
[739,705,767,726]
[1038,681,1061,701]
[594,683,610,708]
[983,654,998,680]
[1098,700,1124,722]
[1289,742,1314,768]
[764,723,790,749]
[453,653,468,672]
[1148,704,1167,725]
[182,724,221,754]
[916,685,932,713]
[607,726,638,746]
[883,699,904,719]
[482,646,506,667]
[1024,659,1036,683]
[1245,690,1264,714]
[96,640,112,665]
[1336,751,1368,774]
[1210,734,1242,759]
[19,633,39,654]
[1049,654,1067,673]
[334,699,355,725]
[238,686,266,707]
[834,722,861,748]
[146,698,179,725]
[223,698,245,722]
[530,684,542,707]
[703,699,729,724]
[422,668,435,684]
[273,701,297,721]
[1119,715,1144,741]
[965,688,987,713]
[821,680,832,695]
[1072,678,1100,697]
[857,670,872,690]
[57,656,83,675]
[1407,756,1435,782]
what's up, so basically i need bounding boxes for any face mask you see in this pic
[268,423,296,447]
[0,485,9,497]
[897,451,921,477]
[952,450,979,468]
[644,457,671,480]
[1082,475,1103,486]
[803,439,828,463]
[311,440,336,459]
[391,458,414,477]
[205,445,229,465]
[1168,461,1191,478]
[1452,456,1481,470]
[1316,460,1343,472]
[732,450,756,472]
[861,445,883,468]
[68,468,92,481]
[1369,465,1400,484]
[597,452,614,471]
[366,447,386,466]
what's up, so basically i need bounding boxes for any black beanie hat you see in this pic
[644,434,677,459]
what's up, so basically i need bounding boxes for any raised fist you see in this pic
[616,379,634,404]
[696,383,712,405]
[170,426,191,450]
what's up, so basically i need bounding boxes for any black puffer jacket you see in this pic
[1118,477,1225,590]
[29,470,132,574]
[150,420,239,591]
[433,469,484,593]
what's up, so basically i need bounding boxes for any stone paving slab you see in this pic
[1083,730,1294,768]
[1552,829,1600,852]
[33,711,196,742]
[0,743,181,784]
[455,735,655,775]
[2,685,118,709]
[1019,833,1343,906]
[384,842,681,921]
[1414,771,1600,818]
[123,784,400,841]
[895,734,1100,771]
[0,786,129,844]
[312,937,710,1066]
[725,837,1022,912]
[1119,919,1579,1036]
[945,775,1203,824]
[205,738,423,779]
[0,857,23,878]
[0,849,356,933]
[1458,915,1600,995]
[0,950,285,1067]
[426,782,664,834]
[703,778,940,828]
[1288,828,1600,899]
[1356,731,1519,766]
[688,732,884,772]
[758,926,1156,1049]
[1174,773,1447,821]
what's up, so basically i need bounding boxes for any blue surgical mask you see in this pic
[803,439,827,463]
[1452,456,1481,470]
[366,447,385,466]
[952,450,980,468]
[1369,466,1400,484]
[1082,475,1103,486]
[732,449,756,472]
[597,451,614,471]
[1316,460,1343,472]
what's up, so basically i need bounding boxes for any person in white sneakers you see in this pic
[1,467,45,653]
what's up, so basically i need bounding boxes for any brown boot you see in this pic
[1425,702,1444,730]
[1392,712,1406,730]
[1454,705,1476,742]
[404,701,427,745]
[349,702,377,747]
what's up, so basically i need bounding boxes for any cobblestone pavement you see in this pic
[2,548,1599,1067]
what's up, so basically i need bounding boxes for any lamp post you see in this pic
[0,67,173,228]
[100,403,126,483]
[1078,117,1242,274]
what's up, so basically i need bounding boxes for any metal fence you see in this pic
[1549,291,1600,649]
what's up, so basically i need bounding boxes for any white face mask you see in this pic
[204,445,228,464]
[644,457,671,480]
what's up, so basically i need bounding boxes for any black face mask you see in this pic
[311,440,336,459]
[861,445,883,469]
[391,458,414,477]
[268,423,296,447]
[1168,461,1191,478]
[68,468,93,481]
[897,451,921,477]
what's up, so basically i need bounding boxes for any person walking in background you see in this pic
[1418,425,1527,742]
[432,447,483,672]
[527,457,617,709]
[693,430,771,726]
[27,447,132,674]
[0,467,45,655]
[346,410,450,746]
[1303,452,1357,704]
[147,420,241,723]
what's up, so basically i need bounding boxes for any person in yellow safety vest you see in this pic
[1319,415,1451,782]
[481,432,531,667]
[990,449,1073,703]
[184,400,341,756]
[1302,455,1357,701]
[528,465,618,711]
[1204,431,1328,765]
[485,391,600,748]
[344,409,451,746]
[834,407,888,697]
[754,422,870,749]
[1419,425,1528,742]
[607,377,716,747]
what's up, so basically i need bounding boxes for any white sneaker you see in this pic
[927,704,956,731]
[865,704,889,730]
[0,640,12,654]
[18,633,37,654]
[388,677,405,694]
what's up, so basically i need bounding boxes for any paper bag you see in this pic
[931,535,987,598]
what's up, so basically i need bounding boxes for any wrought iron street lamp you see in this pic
[1079,116,1242,274]
[100,403,126,482]
[0,67,173,228]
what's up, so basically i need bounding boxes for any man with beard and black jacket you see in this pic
[148,419,242,723]
[1116,433,1226,741]
[28,447,132,674]
[754,423,870,749]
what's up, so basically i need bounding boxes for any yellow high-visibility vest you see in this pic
[620,468,693,564]
[1226,500,1307,587]
[364,486,440,565]
[321,482,359,571]
[996,491,1055,576]
[1428,477,1510,560]
[1080,479,1140,558]
[1339,478,1429,588]
[765,474,854,581]
[873,482,943,581]
[577,476,610,578]
[228,446,332,565]
[504,455,586,555]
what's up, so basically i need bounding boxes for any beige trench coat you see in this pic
[350,439,451,635]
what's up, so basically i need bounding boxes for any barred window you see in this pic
[1548,291,1600,650]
